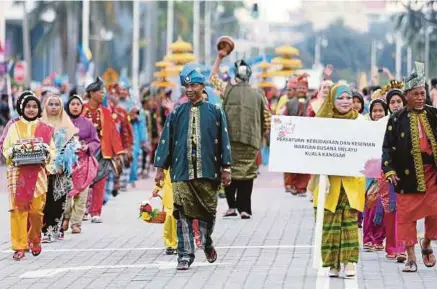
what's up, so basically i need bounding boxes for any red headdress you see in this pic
[287,77,298,89]
[297,73,310,88]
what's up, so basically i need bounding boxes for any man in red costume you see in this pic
[283,74,311,196]
[82,77,124,223]
[107,84,134,194]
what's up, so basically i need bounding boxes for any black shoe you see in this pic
[165,248,176,255]
[112,190,119,197]
[176,260,190,270]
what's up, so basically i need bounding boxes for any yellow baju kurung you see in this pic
[154,169,177,249]
[2,118,55,250]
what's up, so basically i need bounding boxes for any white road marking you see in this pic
[19,262,231,279]
[2,244,313,253]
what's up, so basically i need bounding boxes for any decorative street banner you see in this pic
[268,115,387,178]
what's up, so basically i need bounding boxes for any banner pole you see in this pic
[313,174,327,269]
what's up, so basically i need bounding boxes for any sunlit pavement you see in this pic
[0,166,435,289]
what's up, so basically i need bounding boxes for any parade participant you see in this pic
[63,95,100,234]
[41,95,79,242]
[282,74,311,196]
[363,99,388,252]
[128,105,147,188]
[154,63,232,270]
[82,77,124,223]
[0,91,30,151]
[386,89,406,114]
[141,93,159,176]
[106,85,133,195]
[352,91,365,114]
[311,84,365,277]
[276,77,298,115]
[211,50,270,219]
[2,92,56,260]
[307,80,333,116]
[152,169,177,255]
[378,88,407,260]
[382,62,437,272]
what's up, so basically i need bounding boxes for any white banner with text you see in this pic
[268,115,387,178]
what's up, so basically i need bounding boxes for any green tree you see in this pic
[25,1,131,79]
[394,0,437,76]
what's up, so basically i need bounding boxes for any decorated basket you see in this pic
[139,195,166,224]
[12,138,48,166]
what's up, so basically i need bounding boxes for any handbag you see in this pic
[92,149,116,185]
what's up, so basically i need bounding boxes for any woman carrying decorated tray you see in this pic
[2,91,56,260]
[41,94,80,242]
[62,95,100,234]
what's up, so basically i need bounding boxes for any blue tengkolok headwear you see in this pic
[180,63,206,86]
[119,74,132,89]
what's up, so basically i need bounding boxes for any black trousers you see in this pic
[225,179,254,215]
[42,176,67,237]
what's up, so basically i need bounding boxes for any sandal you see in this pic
[62,220,69,232]
[396,253,407,263]
[13,250,25,261]
[363,242,374,252]
[420,238,436,267]
[71,224,82,234]
[374,244,385,251]
[402,260,418,272]
[204,247,217,263]
[385,253,396,259]
[30,243,42,256]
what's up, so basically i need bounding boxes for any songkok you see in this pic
[287,77,298,89]
[86,77,105,92]
[180,63,206,86]
[234,59,252,81]
[404,61,426,91]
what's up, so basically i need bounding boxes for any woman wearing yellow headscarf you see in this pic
[41,95,79,242]
[310,84,365,278]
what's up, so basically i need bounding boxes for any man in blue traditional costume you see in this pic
[154,63,232,270]
[211,50,271,219]
[117,76,148,189]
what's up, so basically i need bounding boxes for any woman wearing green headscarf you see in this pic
[310,84,366,277]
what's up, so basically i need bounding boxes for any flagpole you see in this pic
[166,0,174,52]
[132,0,140,99]
[204,1,211,67]
[82,0,90,53]
[193,0,200,60]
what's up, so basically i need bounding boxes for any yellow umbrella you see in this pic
[165,53,196,64]
[155,61,173,68]
[275,44,299,56]
[169,36,193,53]
[259,82,276,88]
[269,69,296,77]
[257,71,275,78]
[153,70,179,78]
[151,80,175,88]
[272,57,302,69]
[257,61,271,69]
